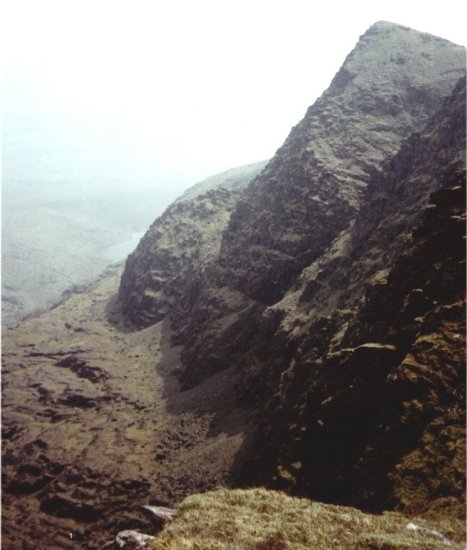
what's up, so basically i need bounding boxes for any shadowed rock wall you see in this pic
[118,23,466,516]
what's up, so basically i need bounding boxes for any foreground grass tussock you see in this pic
[148,488,465,549]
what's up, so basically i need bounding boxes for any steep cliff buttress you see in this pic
[117,22,466,518]
[237,76,466,518]
[169,22,465,386]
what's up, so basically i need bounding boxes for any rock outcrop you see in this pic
[236,76,466,517]
[119,163,267,328]
[118,21,466,519]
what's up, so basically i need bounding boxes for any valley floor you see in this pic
[1,265,465,550]
[2,265,256,549]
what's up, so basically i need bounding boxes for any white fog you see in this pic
[2,0,465,325]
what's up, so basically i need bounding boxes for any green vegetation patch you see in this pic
[149,488,465,549]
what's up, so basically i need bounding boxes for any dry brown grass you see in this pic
[148,488,465,549]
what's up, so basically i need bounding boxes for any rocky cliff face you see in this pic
[118,21,466,519]
[238,77,466,517]
[120,21,465,381]
[119,161,267,328]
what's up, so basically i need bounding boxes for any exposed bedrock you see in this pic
[117,23,466,518]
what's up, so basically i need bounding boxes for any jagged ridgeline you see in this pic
[118,19,466,519]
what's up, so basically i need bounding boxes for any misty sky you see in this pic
[2,0,466,195]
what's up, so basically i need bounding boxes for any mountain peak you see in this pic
[367,19,462,44]
[332,18,465,93]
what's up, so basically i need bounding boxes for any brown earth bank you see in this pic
[1,265,259,549]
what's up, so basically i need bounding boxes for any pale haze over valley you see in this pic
[2,0,466,324]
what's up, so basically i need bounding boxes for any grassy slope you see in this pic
[149,488,465,549]
[174,161,268,204]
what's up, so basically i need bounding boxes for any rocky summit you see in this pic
[2,21,466,550]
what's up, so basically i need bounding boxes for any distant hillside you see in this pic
[1,162,264,326]
[174,160,268,203]
[1,182,178,326]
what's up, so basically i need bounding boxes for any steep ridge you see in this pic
[215,22,465,299]
[177,23,466,387]
[117,21,466,521]
[174,160,268,204]
[119,21,465,389]
[236,77,466,516]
